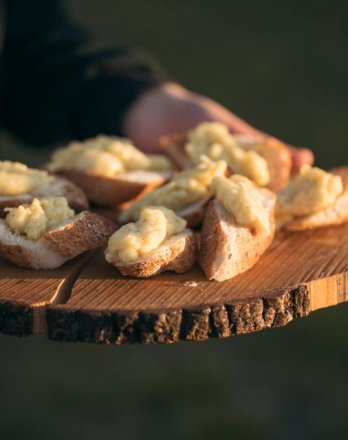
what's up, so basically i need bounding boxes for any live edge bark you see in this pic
[0,300,33,336]
[46,285,310,344]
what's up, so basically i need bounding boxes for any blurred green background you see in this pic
[1,0,347,438]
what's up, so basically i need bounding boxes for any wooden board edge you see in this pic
[46,284,310,344]
[0,252,95,337]
[0,299,33,337]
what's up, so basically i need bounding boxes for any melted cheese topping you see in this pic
[0,161,52,196]
[48,135,171,177]
[185,122,270,186]
[276,166,343,222]
[211,175,270,234]
[119,157,227,223]
[105,206,186,263]
[5,197,75,241]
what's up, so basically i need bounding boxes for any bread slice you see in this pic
[0,176,89,217]
[200,192,276,282]
[0,212,116,269]
[284,166,348,231]
[233,135,292,192]
[176,196,212,228]
[34,176,89,212]
[118,195,212,229]
[108,229,197,278]
[160,133,291,192]
[56,170,171,207]
[160,133,191,170]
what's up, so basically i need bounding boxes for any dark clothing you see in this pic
[0,0,164,146]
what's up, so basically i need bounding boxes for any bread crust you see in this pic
[0,212,116,270]
[109,229,197,278]
[57,170,171,207]
[0,176,89,217]
[200,193,276,282]
[44,212,116,257]
[284,166,348,231]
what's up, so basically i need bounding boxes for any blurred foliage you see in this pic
[1,1,347,439]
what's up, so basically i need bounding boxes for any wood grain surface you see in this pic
[45,223,348,345]
[0,253,92,336]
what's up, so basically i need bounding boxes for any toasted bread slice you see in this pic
[109,229,197,278]
[118,196,211,229]
[0,212,115,269]
[200,193,276,282]
[160,133,291,192]
[160,133,191,170]
[284,166,348,231]
[0,176,89,217]
[233,135,292,192]
[34,176,89,212]
[57,170,171,207]
[176,196,212,228]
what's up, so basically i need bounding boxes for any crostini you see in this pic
[47,135,173,207]
[0,161,89,215]
[118,156,228,227]
[200,175,276,281]
[160,122,292,192]
[276,166,348,231]
[105,206,196,278]
[0,197,115,269]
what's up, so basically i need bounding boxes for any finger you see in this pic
[289,146,314,172]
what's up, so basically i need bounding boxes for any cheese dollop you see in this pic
[211,175,271,234]
[119,156,227,223]
[0,161,52,196]
[5,197,75,240]
[48,135,171,177]
[276,166,343,224]
[185,122,270,186]
[105,206,186,263]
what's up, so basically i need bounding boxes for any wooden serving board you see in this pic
[0,223,347,344]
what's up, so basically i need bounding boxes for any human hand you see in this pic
[123,82,313,170]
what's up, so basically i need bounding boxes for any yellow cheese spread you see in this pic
[211,175,270,234]
[105,206,186,263]
[276,166,343,223]
[5,197,75,240]
[119,157,227,223]
[185,122,270,186]
[0,161,52,196]
[48,135,171,177]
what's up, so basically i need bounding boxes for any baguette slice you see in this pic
[233,135,292,192]
[118,196,211,229]
[0,212,115,270]
[0,176,89,217]
[160,132,291,192]
[176,196,212,228]
[109,229,197,278]
[160,133,190,170]
[284,166,348,231]
[56,170,171,207]
[200,192,276,282]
